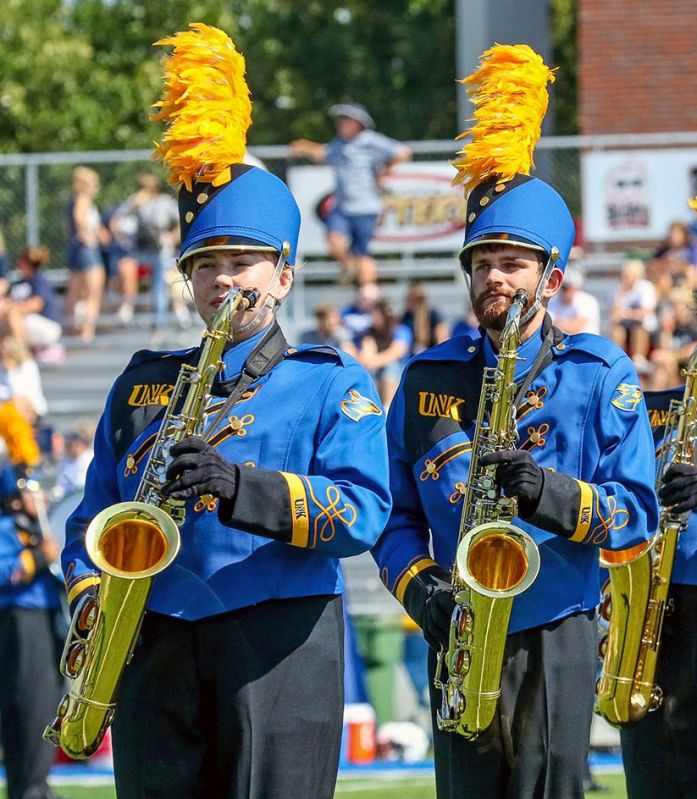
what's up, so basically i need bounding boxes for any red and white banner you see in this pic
[287,162,467,256]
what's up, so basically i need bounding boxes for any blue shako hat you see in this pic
[177,163,301,270]
[460,173,575,272]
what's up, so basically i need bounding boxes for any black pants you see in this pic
[112,594,345,799]
[621,583,697,799]
[0,607,64,799]
[428,610,596,799]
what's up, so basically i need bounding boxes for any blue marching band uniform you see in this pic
[620,386,697,799]
[0,465,64,799]
[28,31,688,799]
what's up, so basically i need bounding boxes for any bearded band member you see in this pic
[371,45,659,799]
[60,24,390,799]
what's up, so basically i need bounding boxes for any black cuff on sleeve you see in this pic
[217,465,292,543]
[527,469,583,539]
[29,545,49,574]
[402,564,451,627]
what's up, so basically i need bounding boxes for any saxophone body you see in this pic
[435,290,540,739]
[44,287,258,758]
[596,347,697,727]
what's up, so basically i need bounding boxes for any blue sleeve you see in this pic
[62,386,121,606]
[584,358,660,549]
[539,356,660,550]
[370,377,438,605]
[288,364,392,556]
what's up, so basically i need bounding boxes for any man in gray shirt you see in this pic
[290,102,411,284]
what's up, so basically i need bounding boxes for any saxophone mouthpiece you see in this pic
[240,288,260,310]
[513,289,529,308]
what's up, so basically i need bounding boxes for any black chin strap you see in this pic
[520,246,560,326]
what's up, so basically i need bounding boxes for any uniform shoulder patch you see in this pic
[611,383,643,412]
[341,389,383,422]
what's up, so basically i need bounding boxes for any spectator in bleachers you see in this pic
[341,281,382,343]
[451,300,480,340]
[401,281,449,356]
[356,298,412,409]
[0,336,48,422]
[548,265,601,335]
[53,420,94,502]
[0,246,63,364]
[121,172,180,341]
[0,228,10,297]
[65,166,107,344]
[647,221,697,313]
[609,258,657,373]
[300,303,354,352]
[647,287,697,390]
[102,199,140,325]
[289,102,411,285]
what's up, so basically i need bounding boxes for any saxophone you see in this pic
[44,287,258,759]
[434,290,540,739]
[596,346,697,727]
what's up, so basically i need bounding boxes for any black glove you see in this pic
[658,463,697,515]
[162,437,239,504]
[479,449,544,518]
[402,565,455,652]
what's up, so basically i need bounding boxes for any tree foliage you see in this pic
[0,1,575,150]
[0,0,458,153]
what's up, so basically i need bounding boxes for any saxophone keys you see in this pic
[65,642,88,678]
[76,597,99,636]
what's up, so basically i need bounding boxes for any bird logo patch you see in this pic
[341,389,383,422]
[611,383,643,412]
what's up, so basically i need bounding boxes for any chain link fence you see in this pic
[2,132,697,324]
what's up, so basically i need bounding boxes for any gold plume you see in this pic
[151,22,252,192]
[0,401,41,468]
[452,44,556,192]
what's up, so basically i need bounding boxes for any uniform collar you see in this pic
[483,322,547,381]
[219,325,271,380]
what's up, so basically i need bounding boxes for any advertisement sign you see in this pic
[287,162,467,256]
[581,148,697,243]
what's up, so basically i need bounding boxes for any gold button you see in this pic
[185,211,194,223]
[286,347,297,354]
[495,182,506,193]
[467,345,477,353]
[230,418,242,431]
[426,462,436,474]
[126,455,135,469]
[196,192,208,205]
[479,196,490,207]
[530,432,540,443]
[468,212,476,223]
[556,343,566,351]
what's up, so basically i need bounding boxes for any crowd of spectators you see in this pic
[301,280,476,409]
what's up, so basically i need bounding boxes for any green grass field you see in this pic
[0,771,629,798]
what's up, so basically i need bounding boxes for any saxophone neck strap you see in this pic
[512,315,561,408]
[204,322,288,440]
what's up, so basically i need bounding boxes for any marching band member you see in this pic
[371,45,658,799]
[0,403,63,799]
[61,24,390,799]
[620,368,697,798]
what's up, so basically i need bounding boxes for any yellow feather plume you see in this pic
[452,44,556,192]
[151,22,252,192]
[0,401,41,468]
